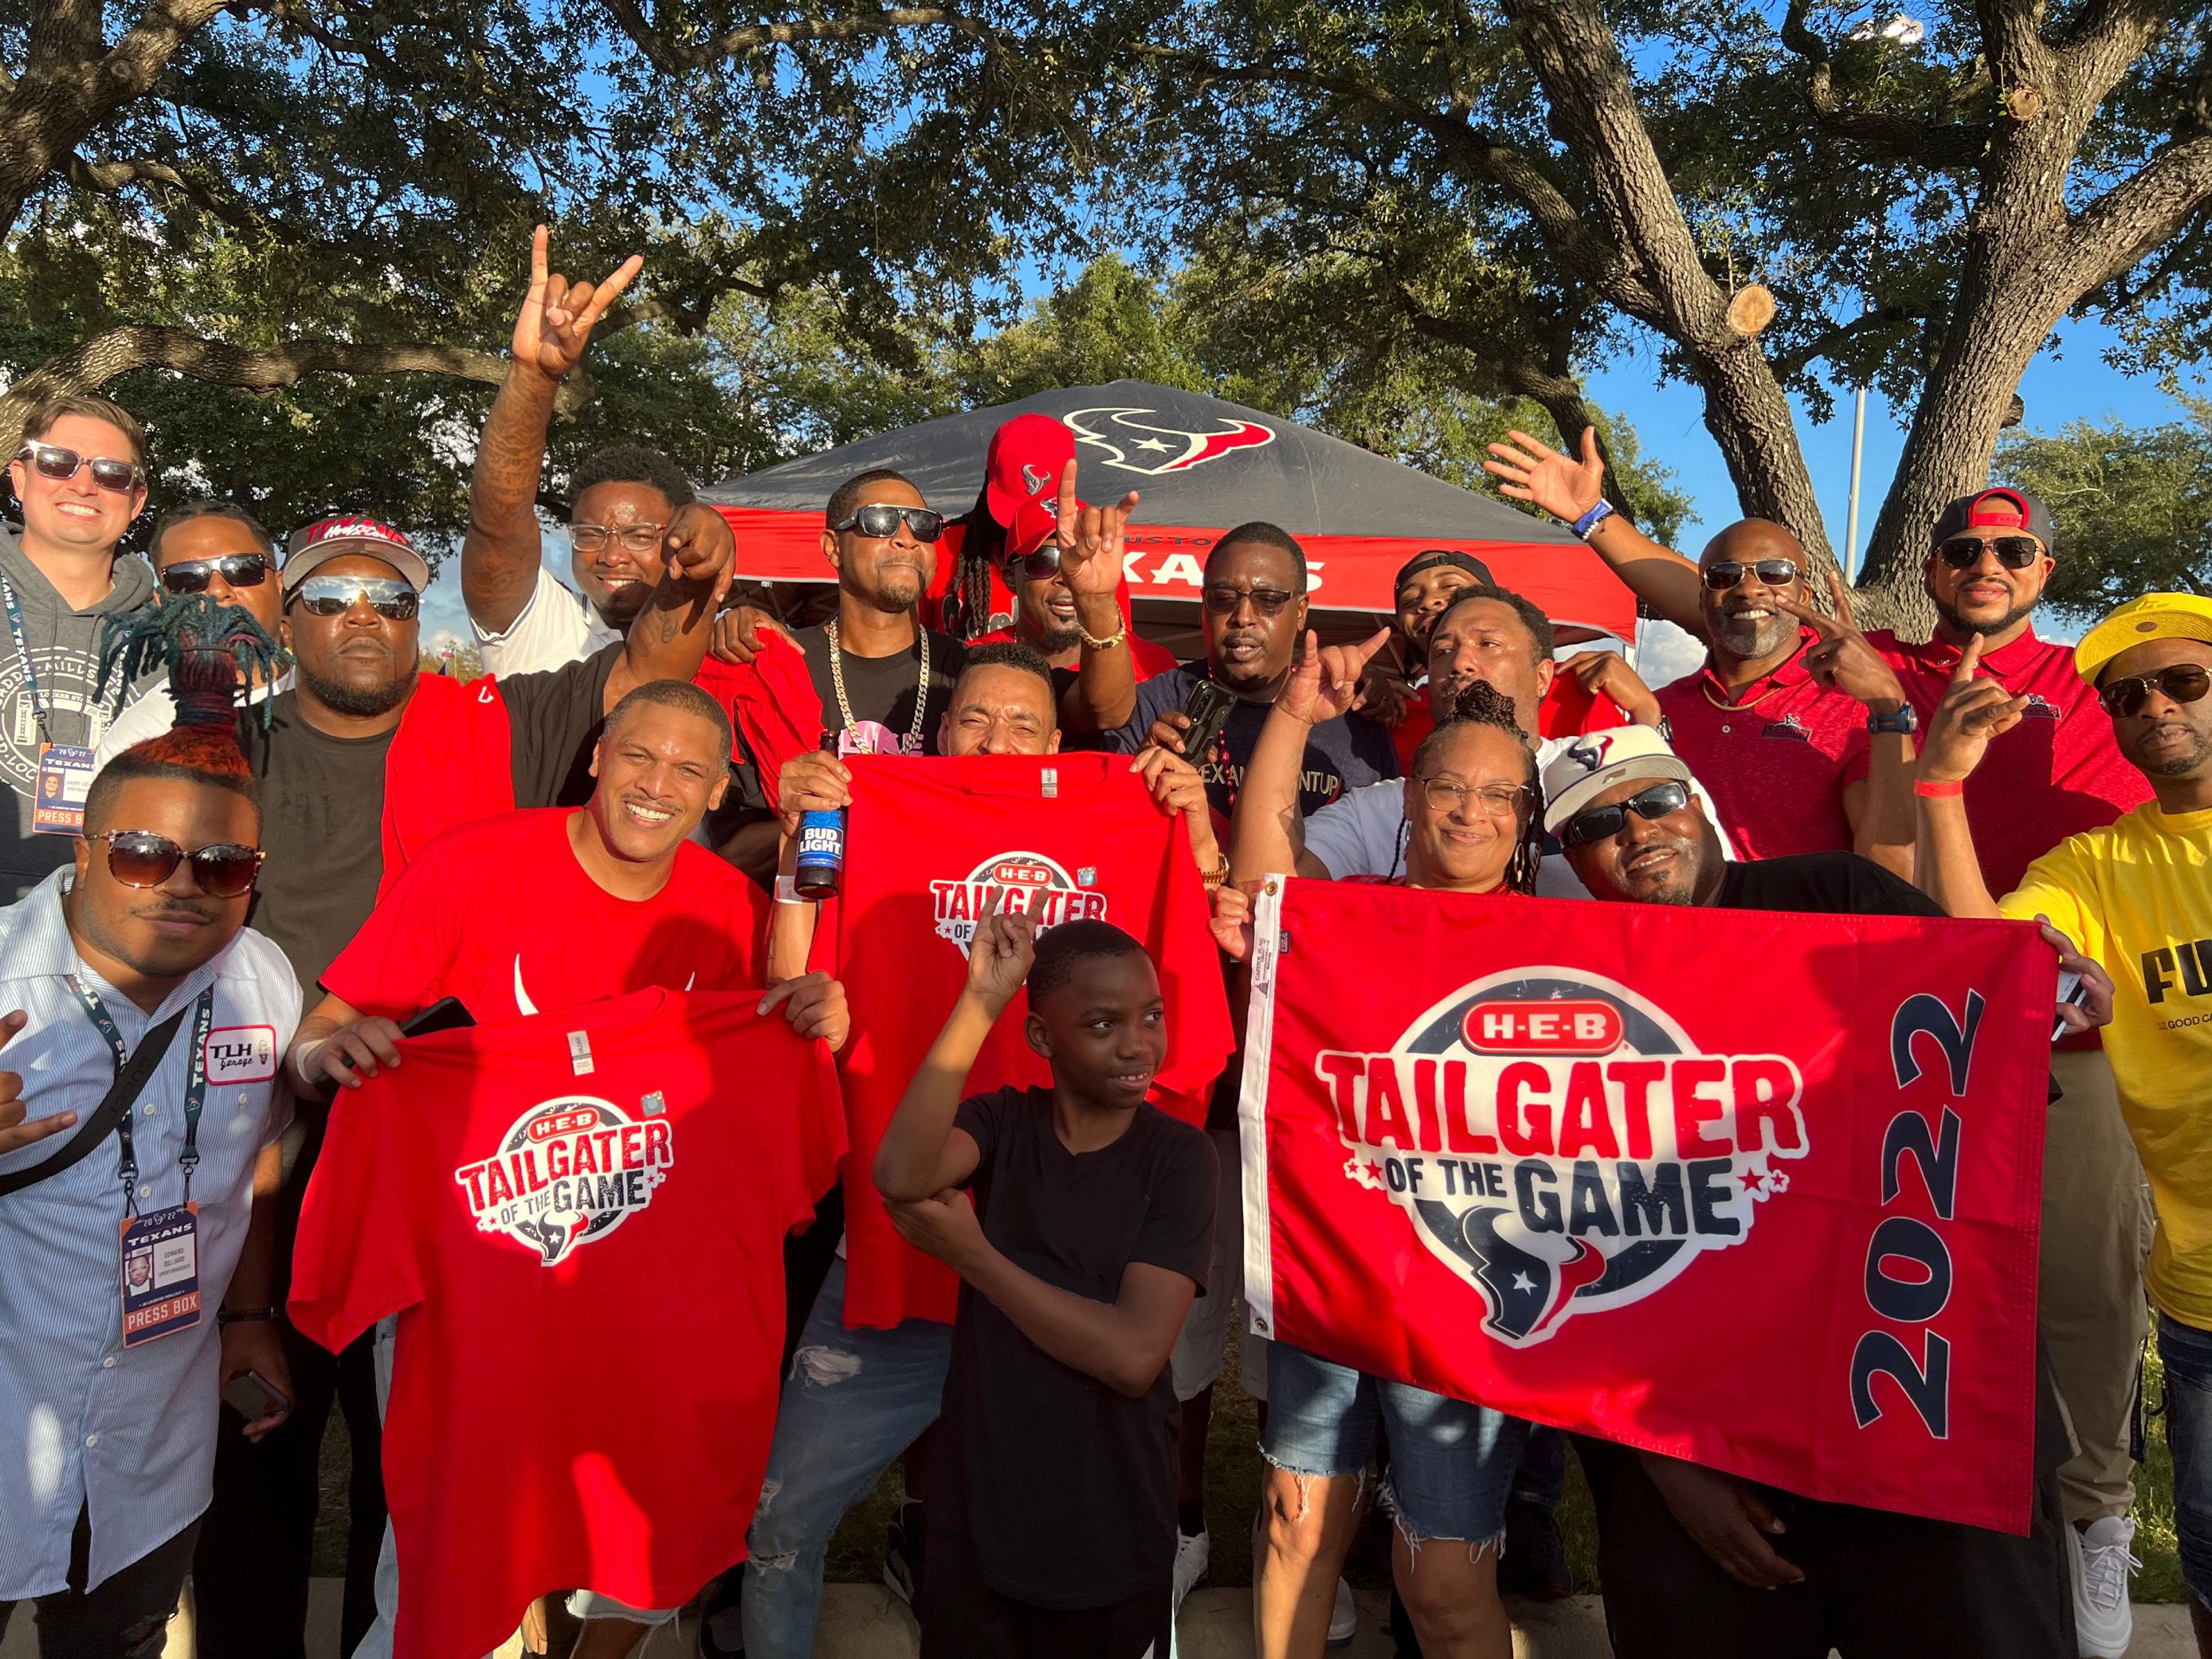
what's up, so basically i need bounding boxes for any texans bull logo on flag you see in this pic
[453,1096,673,1265]
[1321,969,1806,1346]
[1242,876,2056,1533]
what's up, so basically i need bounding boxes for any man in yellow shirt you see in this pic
[1916,590,2212,1656]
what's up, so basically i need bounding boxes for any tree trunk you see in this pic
[1684,345,1837,568]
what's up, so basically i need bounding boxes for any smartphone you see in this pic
[222,1368,290,1422]
[401,996,476,1037]
[1179,678,1238,762]
[2052,969,2089,1043]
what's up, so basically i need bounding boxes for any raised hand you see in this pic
[1775,572,1908,712]
[1918,633,2028,784]
[1570,649,1661,727]
[1053,458,1141,602]
[1484,428,1607,526]
[1281,628,1392,725]
[660,501,731,599]
[964,897,1042,1014]
[512,224,643,385]
[0,1010,74,1155]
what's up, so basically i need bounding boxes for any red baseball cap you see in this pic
[984,414,1077,529]
[1006,495,1083,563]
[284,514,432,592]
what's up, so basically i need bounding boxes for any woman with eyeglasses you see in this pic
[0,393,159,902]
[1215,659,1540,1659]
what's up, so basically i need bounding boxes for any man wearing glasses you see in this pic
[1490,428,2160,1656]
[460,228,736,678]
[0,394,158,900]
[94,504,291,767]
[0,700,298,1659]
[1916,592,2212,1659]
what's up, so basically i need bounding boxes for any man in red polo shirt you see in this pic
[1486,428,2157,1657]
[1650,518,1916,870]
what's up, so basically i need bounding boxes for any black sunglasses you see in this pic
[15,441,143,494]
[1937,535,2043,570]
[1202,584,1299,618]
[1008,545,1062,581]
[2099,662,2211,719]
[99,830,264,898]
[1558,780,1692,849]
[832,504,945,543]
[1702,559,1799,591]
[288,575,419,621]
[160,554,274,595]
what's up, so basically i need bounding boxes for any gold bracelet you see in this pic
[1200,854,1231,890]
[1077,614,1128,650]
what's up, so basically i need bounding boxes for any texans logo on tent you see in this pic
[1314,969,1806,1347]
[931,850,1109,957]
[453,1096,675,1265]
[1064,407,1277,476]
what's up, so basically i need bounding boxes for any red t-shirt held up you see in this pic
[1867,626,2152,894]
[822,754,1235,1329]
[322,808,769,1021]
[289,990,845,1659]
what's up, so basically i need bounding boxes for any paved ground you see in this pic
[1,1583,2198,1658]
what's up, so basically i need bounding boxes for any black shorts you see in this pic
[918,1520,1170,1659]
[1575,1437,2074,1659]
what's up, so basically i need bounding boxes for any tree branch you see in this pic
[2058,131,2212,297]
[1778,0,1994,168]
[1773,301,1924,379]
[1,325,593,426]
[596,0,1000,74]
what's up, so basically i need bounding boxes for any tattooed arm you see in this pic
[465,227,642,634]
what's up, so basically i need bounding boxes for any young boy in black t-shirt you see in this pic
[875,904,1216,1659]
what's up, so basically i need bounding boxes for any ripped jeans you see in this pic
[742,1257,953,1659]
[1262,1342,1526,1547]
[0,1512,199,1659]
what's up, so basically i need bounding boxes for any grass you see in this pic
[312,1332,2182,1601]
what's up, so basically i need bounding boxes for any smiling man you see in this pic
[1,394,158,898]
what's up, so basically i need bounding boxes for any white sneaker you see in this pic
[1172,1528,1210,1612]
[2067,1515,2140,1659]
[1328,1577,1357,1647]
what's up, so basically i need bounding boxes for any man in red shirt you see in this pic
[284,680,846,1659]
[1485,429,2156,1653]
[1645,519,1916,869]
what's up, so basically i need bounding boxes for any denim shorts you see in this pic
[1261,1341,1527,1543]
[2159,1312,2212,1607]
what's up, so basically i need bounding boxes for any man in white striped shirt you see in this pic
[0,703,299,1657]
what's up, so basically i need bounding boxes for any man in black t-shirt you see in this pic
[1093,523,1398,818]
[876,906,1213,1659]
[1537,735,2088,1659]
[193,510,726,1659]
[712,467,966,884]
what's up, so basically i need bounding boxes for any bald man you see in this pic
[1650,520,1914,873]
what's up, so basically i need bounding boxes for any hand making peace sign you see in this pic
[1772,571,1909,712]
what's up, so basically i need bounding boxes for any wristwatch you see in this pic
[1865,705,1918,735]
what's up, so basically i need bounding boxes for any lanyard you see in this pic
[2,576,53,746]
[65,977,216,1214]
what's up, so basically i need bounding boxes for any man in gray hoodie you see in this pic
[1,393,156,897]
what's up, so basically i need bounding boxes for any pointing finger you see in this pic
[1349,626,1393,668]
[0,1009,26,1052]
[1951,633,1986,686]
[1826,570,1860,631]
[1057,459,1079,530]
[528,224,549,295]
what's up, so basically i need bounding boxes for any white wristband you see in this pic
[775,873,806,905]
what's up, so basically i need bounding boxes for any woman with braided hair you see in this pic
[1383,678,1545,893]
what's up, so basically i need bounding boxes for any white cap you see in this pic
[1541,727,1694,835]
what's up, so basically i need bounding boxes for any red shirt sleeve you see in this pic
[321,831,466,1014]
[287,1089,425,1353]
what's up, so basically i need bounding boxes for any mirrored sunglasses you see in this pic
[288,575,419,621]
[15,442,143,493]
[100,830,264,898]
[1558,780,1691,849]
[833,504,945,543]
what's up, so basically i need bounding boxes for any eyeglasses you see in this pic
[14,442,143,494]
[2099,662,2212,718]
[1936,535,2043,570]
[571,522,667,555]
[288,575,419,621]
[99,830,265,898]
[1702,559,1799,591]
[832,504,945,543]
[1418,778,1528,817]
[1202,584,1298,618]
[1008,546,1062,581]
[160,554,273,595]
[1558,780,1692,849]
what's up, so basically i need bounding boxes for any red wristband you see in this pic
[1913,778,1966,798]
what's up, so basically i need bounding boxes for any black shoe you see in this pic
[1498,1497,1573,1601]
[883,1500,927,1607]
[693,1563,746,1658]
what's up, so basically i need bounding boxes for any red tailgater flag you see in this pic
[1239,878,2054,1534]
